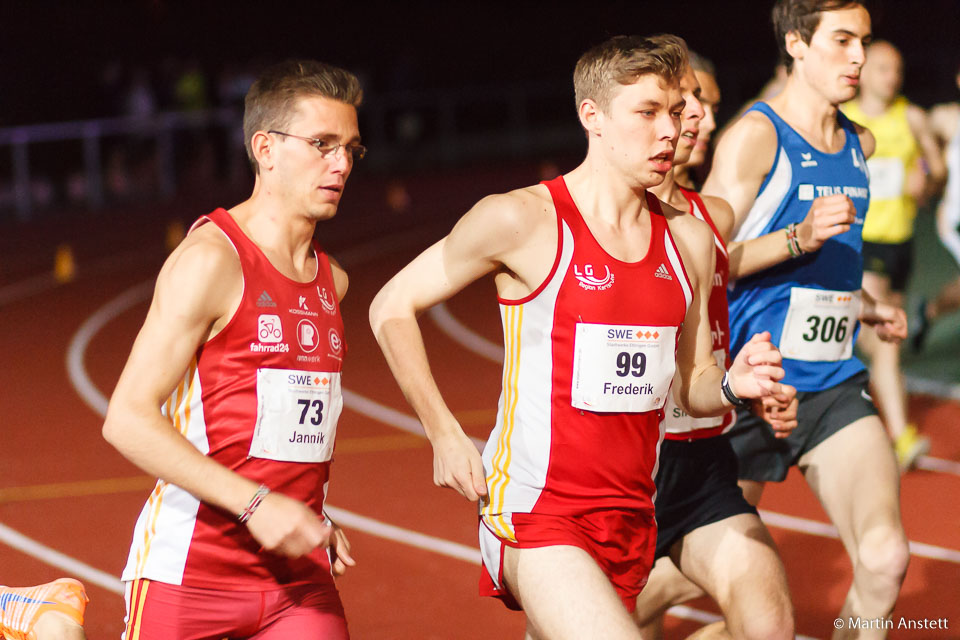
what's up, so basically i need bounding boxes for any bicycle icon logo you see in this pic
[257,315,283,343]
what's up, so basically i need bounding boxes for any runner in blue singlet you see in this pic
[702,1,909,637]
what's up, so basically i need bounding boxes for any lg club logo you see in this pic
[318,286,337,315]
[574,264,614,291]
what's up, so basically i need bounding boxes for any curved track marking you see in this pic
[0,523,125,595]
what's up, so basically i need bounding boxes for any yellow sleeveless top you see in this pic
[841,96,919,243]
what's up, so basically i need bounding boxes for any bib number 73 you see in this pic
[298,399,325,425]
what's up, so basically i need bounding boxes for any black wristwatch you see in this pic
[721,371,750,408]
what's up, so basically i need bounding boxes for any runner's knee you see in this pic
[857,525,909,583]
[735,606,794,640]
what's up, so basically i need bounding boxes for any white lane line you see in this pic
[325,506,481,564]
[342,389,484,451]
[0,273,59,307]
[759,510,960,565]
[428,301,960,476]
[428,303,505,363]
[0,522,124,595]
[65,281,155,417]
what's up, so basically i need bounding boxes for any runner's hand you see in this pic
[728,332,786,399]
[431,427,488,501]
[753,384,798,439]
[327,520,356,576]
[860,299,907,342]
[797,195,857,252]
[245,491,332,558]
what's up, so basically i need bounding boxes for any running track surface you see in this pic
[2,166,959,639]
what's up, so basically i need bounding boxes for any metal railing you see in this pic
[0,79,583,220]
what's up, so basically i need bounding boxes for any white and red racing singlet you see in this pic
[663,188,735,440]
[121,208,345,590]
[480,176,692,533]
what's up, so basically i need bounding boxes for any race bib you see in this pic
[664,348,726,431]
[780,288,860,362]
[571,323,676,413]
[249,368,342,463]
[866,157,904,201]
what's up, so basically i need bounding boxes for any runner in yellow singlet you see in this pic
[840,40,945,470]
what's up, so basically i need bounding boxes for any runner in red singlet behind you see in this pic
[102,60,363,640]
[635,52,796,640]
[370,35,794,640]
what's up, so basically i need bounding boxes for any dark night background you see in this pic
[2,0,959,128]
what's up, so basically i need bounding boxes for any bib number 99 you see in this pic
[616,351,647,377]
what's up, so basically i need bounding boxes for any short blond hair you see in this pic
[573,34,688,114]
[243,59,363,173]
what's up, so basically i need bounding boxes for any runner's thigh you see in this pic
[798,415,903,553]
[675,513,790,615]
[503,545,642,640]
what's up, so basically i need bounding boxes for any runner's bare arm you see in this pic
[670,213,790,416]
[702,111,777,230]
[929,103,960,147]
[102,229,331,558]
[906,103,948,204]
[700,195,736,242]
[707,112,866,279]
[370,190,549,501]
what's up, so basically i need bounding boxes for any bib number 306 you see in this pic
[780,287,860,362]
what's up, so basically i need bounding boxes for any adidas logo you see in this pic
[655,263,672,280]
[256,290,277,307]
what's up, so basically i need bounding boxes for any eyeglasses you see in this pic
[267,130,367,161]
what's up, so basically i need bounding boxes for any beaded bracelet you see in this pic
[785,223,805,257]
[238,484,270,524]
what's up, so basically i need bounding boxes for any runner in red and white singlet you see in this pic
[104,60,364,640]
[121,208,345,589]
[480,177,692,524]
[476,177,691,611]
[661,186,733,441]
[371,35,792,640]
[634,50,796,640]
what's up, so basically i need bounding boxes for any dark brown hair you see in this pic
[243,60,363,172]
[772,0,869,71]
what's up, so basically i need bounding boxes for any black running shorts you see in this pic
[654,434,758,559]
[727,370,877,483]
[862,240,913,292]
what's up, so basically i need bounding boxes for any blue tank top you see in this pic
[728,102,870,392]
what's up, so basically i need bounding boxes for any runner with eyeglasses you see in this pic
[103,59,361,639]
